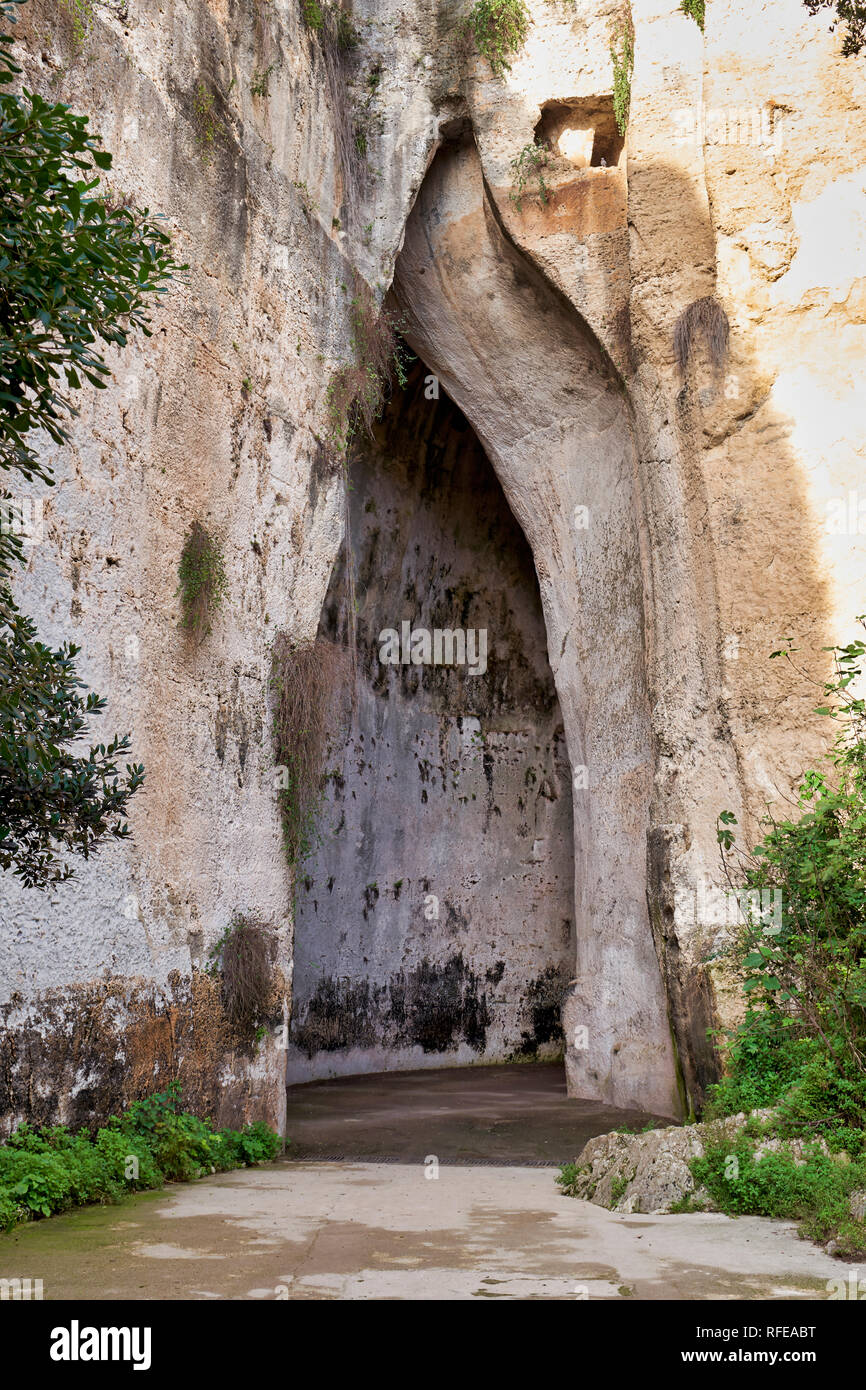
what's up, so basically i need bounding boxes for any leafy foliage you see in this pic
[680,0,705,30]
[0,12,177,486]
[692,1129,866,1255]
[176,522,228,640]
[804,1,866,56]
[509,142,551,211]
[300,0,324,31]
[251,63,277,99]
[717,622,866,1078]
[0,608,145,887]
[556,1161,582,1196]
[0,0,179,887]
[700,619,866,1252]
[610,25,634,137]
[464,0,531,77]
[0,1082,282,1231]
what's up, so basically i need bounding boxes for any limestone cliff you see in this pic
[2,0,864,1134]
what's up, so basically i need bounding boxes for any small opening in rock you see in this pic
[535,96,624,169]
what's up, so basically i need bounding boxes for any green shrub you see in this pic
[0,1082,282,1232]
[251,63,276,99]
[717,622,866,1085]
[301,0,324,31]
[698,616,866,1251]
[464,0,531,77]
[692,1130,866,1255]
[680,0,705,30]
[555,1162,582,1196]
[705,1008,818,1117]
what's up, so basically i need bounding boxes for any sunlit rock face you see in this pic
[3,0,866,1132]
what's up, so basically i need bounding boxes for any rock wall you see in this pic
[2,0,865,1133]
[287,362,575,1081]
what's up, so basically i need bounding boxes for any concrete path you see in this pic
[0,1160,847,1300]
[0,1067,854,1299]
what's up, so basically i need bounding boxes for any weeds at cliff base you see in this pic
[0,1082,281,1233]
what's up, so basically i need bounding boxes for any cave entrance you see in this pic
[284,358,576,1084]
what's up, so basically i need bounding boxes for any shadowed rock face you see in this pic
[287,363,576,1082]
[390,140,681,1118]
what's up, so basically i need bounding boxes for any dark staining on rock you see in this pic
[292,953,490,1057]
[442,902,469,936]
[0,972,285,1137]
[306,439,341,515]
[291,976,382,1055]
[512,964,569,1057]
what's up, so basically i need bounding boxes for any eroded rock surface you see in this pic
[2,0,866,1132]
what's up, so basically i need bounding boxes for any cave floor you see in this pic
[0,1065,850,1300]
[284,1061,670,1164]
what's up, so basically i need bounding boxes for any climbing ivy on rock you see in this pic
[610,23,634,137]
[464,0,531,77]
[680,0,705,30]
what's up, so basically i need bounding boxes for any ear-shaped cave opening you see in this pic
[381,138,681,1119]
[285,360,576,1083]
